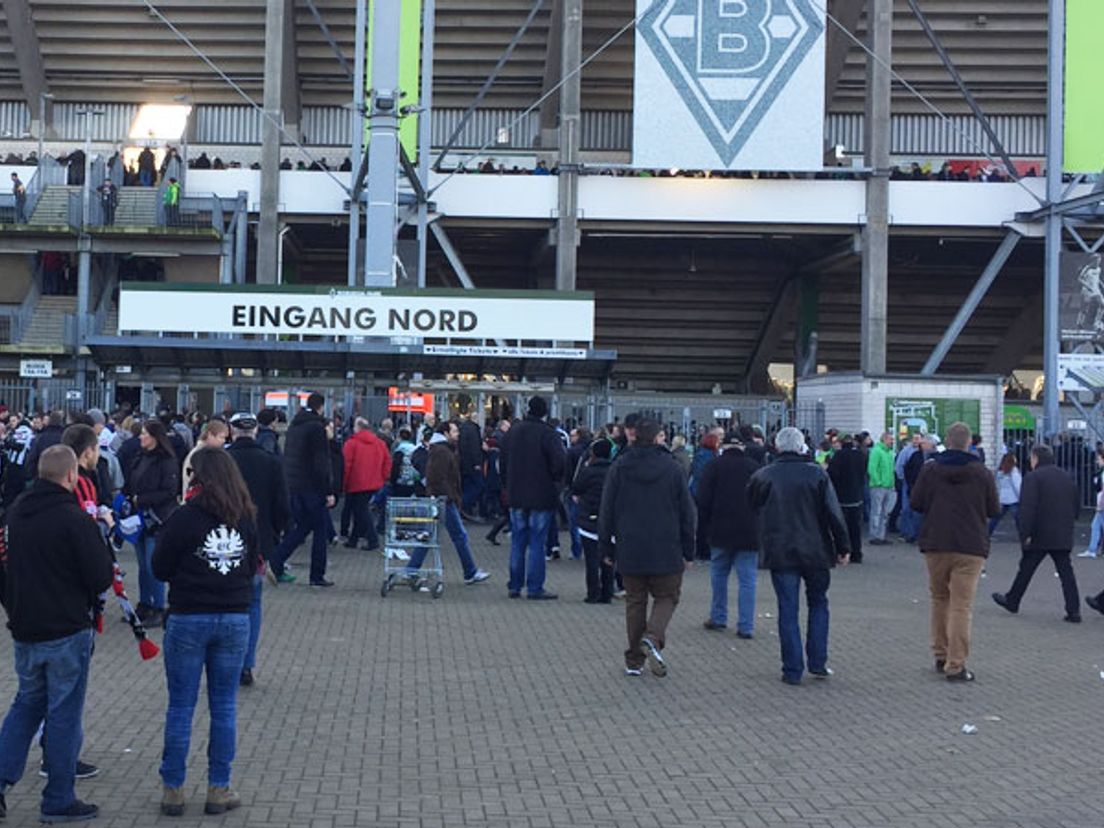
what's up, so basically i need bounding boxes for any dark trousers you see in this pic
[581,536,613,602]
[271,490,330,583]
[888,478,903,533]
[771,567,830,681]
[461,471,483,515]
[622,572,683,669]
[486,513,508,542]
[340,496,354,537]
[1005,548,1080,616]
[841,505,863,563]
[347,490,379,548]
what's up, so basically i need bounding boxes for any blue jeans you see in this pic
[508,509,553,595]
[137,533,165,610]
[988,503,1019,536]
[770,568,831,681]
[271,490,330,582]
[709,548,758,634]
[461,471,483,515]
[898,483,917,540]
[0,629,93,814]
[1089,511,1104,553]
[566,498,583,559]
[407,501,477,580]
[161,613,249,788]
[245,576,263,670]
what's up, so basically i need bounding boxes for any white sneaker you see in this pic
[1078,549,1098,559]
[464,569,491,584]
[624,667,643,677]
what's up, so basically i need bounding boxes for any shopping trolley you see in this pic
[381,496,444,599]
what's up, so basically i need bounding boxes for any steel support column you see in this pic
[234,191,248,284]
[258,0,287,284]
[416,0,436,288]
[921,231,1021,375]
[347,0,367,286]
[860,0,892,375]
[281,0,301,141]
[364,1,402,288]
[1043,0,1065,438]
[555,0,582,293]
[1,0,49,135]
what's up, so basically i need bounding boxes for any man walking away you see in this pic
[501,396,566,599]
[227,413,291,686]
[901,436,936,543]
[749,427,850,686]
[867,432,896,545]
[828,434,867,564]
[571,438,614,603]
[341,418,391,552]
[992,444,1081,622]
[0,446,112,823]
[456,396,484,520]
[599,419,695,677]
[255,409,281,455]
[696,430,761,636]
[404,422,489,585]
[269,393,335,587]
[909,422,1000,682]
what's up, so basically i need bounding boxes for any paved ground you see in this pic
[2,519,1104,827]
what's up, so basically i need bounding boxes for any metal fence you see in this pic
[0,377,113,416]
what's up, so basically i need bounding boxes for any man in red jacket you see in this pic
[342,418,391,551]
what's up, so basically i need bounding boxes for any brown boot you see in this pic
[160,786,185,817]
[204,786,242,815]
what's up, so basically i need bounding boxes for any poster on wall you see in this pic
[1059,251,1104,346]
[885,398,981,445]
[633,0,827,171]
[1057,354,1104,392]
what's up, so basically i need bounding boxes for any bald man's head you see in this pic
[38,444,78,491]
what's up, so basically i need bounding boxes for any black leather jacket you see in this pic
[748,453,850,570]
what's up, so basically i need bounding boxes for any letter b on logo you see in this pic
[700,0,770,75]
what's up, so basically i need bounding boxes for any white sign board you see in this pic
[118,287,596,343]
[422,345,588,360]
[65,390,83,402]
[19,359,52,379]
[633,0,826,171]
[1058,353,1104,391]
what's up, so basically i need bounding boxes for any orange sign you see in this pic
[388,387,435,414]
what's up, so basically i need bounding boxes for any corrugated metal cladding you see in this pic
[1,100,1047,159]
[54,103,137,142]
[0,101,29,137]
[827,114,1046,158]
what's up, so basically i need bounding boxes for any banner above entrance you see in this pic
[117,285,596,343]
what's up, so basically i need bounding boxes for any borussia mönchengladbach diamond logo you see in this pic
[639,0,824,165]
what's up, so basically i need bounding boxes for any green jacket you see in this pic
[163,182,180,206]
[867,442,895,489]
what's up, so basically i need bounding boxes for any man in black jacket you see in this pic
[500,397,566,599]
[993,444,1081,622]
[599,420,695,676]
[455,395,484,520]
[696,431,761,637]
[571,438,613,602]
[24,411,65,481]
[749,427,850,685]
[827,434,868,564]
[268,394,335,587]
[228,413,291,685]
[0,445,112,823]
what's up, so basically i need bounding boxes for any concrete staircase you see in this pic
[18,295,75,350]
[114,189,158,225]
[28,185,78,225]
[102,303,119,336]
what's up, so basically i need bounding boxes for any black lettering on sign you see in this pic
[307,307,327,328]
[285,306,305,328]
[354,308,377,330]
[439,310,456,332]
[389,309,410,331]
[331,307,351,329]
[232,305,246,327]
[260,306,280,328]
[458,310,478,332]
[414,309,436,331]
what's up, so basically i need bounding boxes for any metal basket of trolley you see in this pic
[381,496,444,599]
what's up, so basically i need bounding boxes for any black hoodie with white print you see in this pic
[152,502,259,615]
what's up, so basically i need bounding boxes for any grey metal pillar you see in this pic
[234,192,248,283]
[364,1,403,288]
[257,0,286,285]
[219,233,234,284]
[1043,0,1064,438]
[555,0,582,292]
[860,0,892,375]
[416,0,436,289]
[347,0,367,287]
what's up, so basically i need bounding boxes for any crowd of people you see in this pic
[0,394,1099,821]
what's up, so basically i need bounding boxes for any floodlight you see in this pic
[128,104,192,141]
